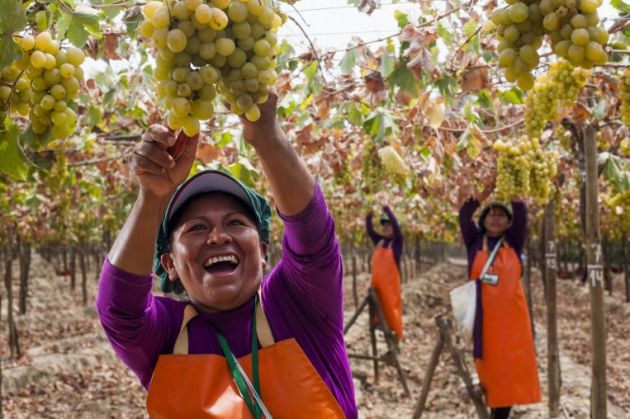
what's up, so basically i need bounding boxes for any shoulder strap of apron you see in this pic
[173,305,199,355]
[256,290,275,348]
[479,235,504,278]
[172,291,275,355]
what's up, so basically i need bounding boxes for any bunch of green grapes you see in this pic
[619,68,630,129]
[10,31,85,139]
[548,58,591,106]
[140,0,283,135]
[524,74,558,137]
[493,137,532,200]
[360,140,384,195]
[527,138,559,205]
[540,0,608,67]
[524,59,589,137]
[620,137,630,157]
[0,63,31,117]
[491,2,545,91]
[494,136,558,205]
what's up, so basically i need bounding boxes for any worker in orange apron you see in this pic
[458,186,540,419]
[97,92,357,418]
[366,206,403,342]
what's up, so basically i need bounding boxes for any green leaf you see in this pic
[500,88,523,105]
[226,157,260,188]
[389,63,419,95]
[215,131,233,147]
[599,152,630,193]
[394,10,409,29]
[0,39,21,71]
[463,20,478,37]
[380,50,396,78]
[611,0,630,13]
[0,119,32,180]
[303,61,317,82]
[436,22,454,45]
[0,0,27,35]
[591,99,606,121]
[339,49,358,74]
[59,10,102,47]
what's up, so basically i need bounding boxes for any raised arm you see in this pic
[506,200,528,256]
[458,198,481,248]
[98,127,198,386]
[241,92,314,216]
[365,212,382,245]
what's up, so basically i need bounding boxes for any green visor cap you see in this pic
[380,214,390,224]
[154,169,272,294]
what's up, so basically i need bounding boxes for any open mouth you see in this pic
[204,254,240,276]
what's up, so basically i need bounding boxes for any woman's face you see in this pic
[161,193,267,313]
[381,222,394,239]
[483,206,510,237]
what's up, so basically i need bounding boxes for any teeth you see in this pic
[205,254,239,267]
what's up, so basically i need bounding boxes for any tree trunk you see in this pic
[4,239,20,359]
[544,199,561,417]
[0,290,3,419]
[602,235,612,295]
[18,236,31,315]
[584,124,607,419]
[70,247,76,291]
[415,236,421,275]
[624,236,630,303]
[79,240,88,305]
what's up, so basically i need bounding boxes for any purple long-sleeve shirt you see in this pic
[96,184,357,418]
[458,198,528,276]
[366,206,403,269]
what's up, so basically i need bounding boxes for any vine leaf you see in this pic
[0,118,33,180]
[0,0,27,70]
[57,9,102,47]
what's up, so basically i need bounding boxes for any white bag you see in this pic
[450,281,477,339]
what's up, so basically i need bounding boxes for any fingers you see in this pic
[133,140,176,169]
[174,132,200,166]
[142,125,178,149]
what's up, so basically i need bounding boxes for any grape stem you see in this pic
[447,25,481,70]
[91,2,143,8]
[287,14,328,87]
[2,68,26,114]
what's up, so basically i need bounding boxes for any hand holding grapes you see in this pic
[129,125,199,200]
[238,89,281,147]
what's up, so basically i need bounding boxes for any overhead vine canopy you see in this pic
[0,0,628,245]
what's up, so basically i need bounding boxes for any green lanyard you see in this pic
[214,294,262,419]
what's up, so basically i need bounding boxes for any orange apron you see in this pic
[371,243,403,341]
[146,298,345,418]
[470,239,541,408]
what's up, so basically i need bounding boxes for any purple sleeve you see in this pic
[506,201,528,257]
[384,206,403,267]
[270,183,344,327]
[95,259,182,388]
[365,213,382,245]
[459,198,481,250]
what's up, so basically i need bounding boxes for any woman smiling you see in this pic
[96,93,357,418]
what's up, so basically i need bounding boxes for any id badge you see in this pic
[481,273,499,286]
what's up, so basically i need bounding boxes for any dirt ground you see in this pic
[2,253,629,418]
